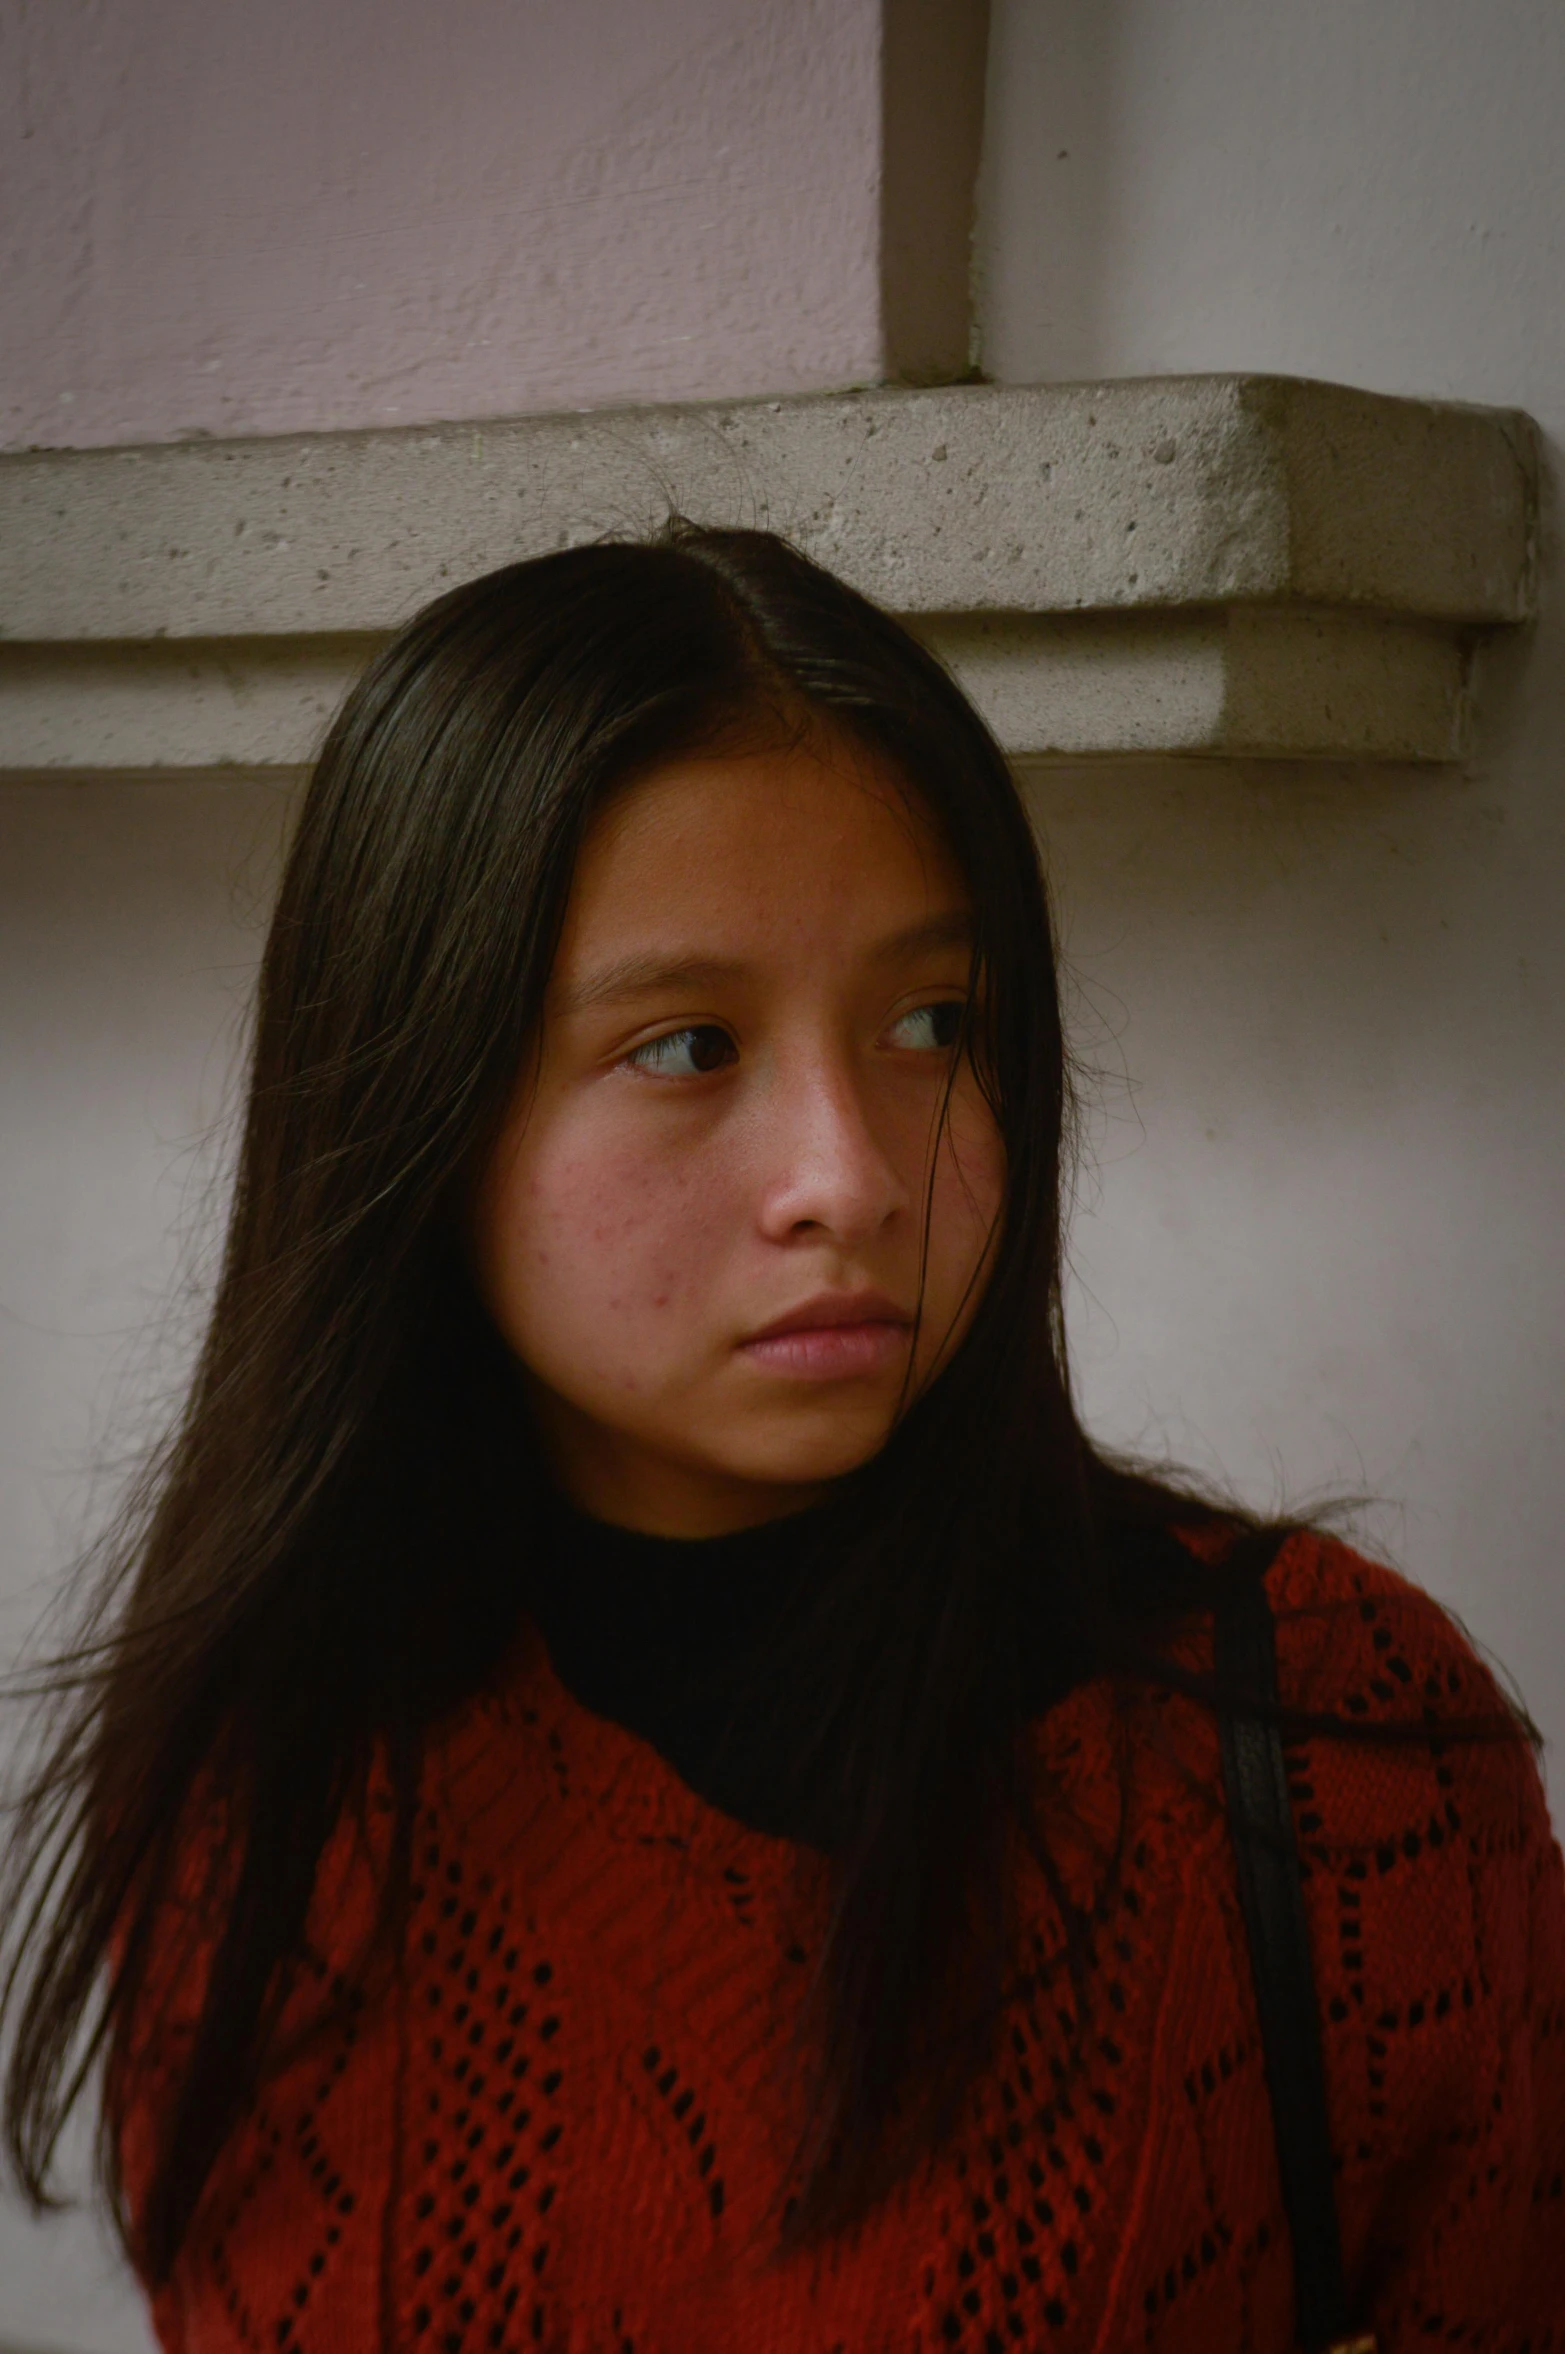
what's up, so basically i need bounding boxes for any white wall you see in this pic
[0,779,294,2352]
[980,0,1565,1751]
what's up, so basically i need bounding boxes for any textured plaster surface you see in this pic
[1,0,885,451]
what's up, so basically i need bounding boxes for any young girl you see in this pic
[4,525,1562,2353]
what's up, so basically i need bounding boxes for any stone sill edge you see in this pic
[0,373,1540,645]
[0,605,1480,770]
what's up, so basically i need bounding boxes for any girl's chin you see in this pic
[711,1424,895,1495]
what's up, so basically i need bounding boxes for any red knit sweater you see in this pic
[122,1534,1565,2351]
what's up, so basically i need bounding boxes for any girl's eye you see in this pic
[624,1024,737,1078]
[887,999,966,1053]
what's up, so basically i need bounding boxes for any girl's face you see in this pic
[473,727,1005,1535]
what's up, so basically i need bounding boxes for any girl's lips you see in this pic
[737,1298,912,1380]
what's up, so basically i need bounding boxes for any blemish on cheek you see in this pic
[651,1294,670,1309]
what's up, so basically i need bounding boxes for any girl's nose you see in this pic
[752,1053,912,1247]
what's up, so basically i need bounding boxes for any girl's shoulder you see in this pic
[1222,1525,1552,1867]
[1260,1524,1527,1740]
[1153,1516,1523,1733]
[1038,1526,1554,1880]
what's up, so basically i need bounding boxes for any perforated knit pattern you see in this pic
[130,1537,1565,2352]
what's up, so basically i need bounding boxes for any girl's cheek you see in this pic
[506,1131,737,1349]
[940,1092,1006,1223]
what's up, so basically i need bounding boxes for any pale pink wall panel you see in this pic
[1,0,884,451]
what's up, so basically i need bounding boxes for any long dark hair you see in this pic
[0,524,1345,2273]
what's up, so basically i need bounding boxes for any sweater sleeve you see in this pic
[1358,1733,1565,2347]
[112,1778,404,2354]
[1268,1538,1565,2345]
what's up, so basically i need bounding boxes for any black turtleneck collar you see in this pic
[523,1487,1197,1852]
[527,1492,840,1848]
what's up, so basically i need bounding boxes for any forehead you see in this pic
[554,736,967,972]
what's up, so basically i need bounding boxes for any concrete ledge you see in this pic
[922,607,1470,762]
[0,637,381,774]
[0,610,1468,771]
[0,376,1538,769]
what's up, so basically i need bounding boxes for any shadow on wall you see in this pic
[974,0,1118,381]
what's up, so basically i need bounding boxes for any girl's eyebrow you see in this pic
[560,911,974,1016]
[877,911,974,961]
[559,954,747,1014]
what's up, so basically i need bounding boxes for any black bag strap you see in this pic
[1215,1564,1367,2354]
